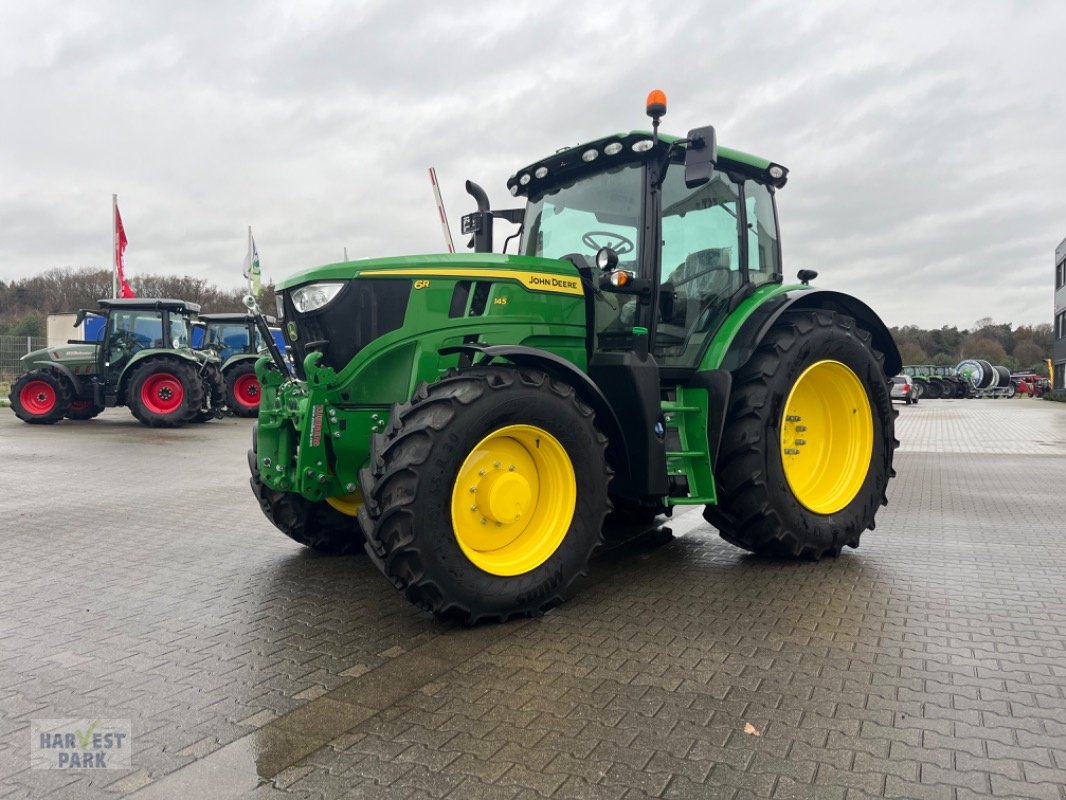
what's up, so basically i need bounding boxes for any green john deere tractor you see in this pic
[196,312,282,417]
[8,298,224,427]
[902,364,969,399]
[248,92,900,623]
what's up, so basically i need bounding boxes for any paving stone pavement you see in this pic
[1,398,1065,799]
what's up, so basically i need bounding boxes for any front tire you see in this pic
[707,310,897,559]
[248,424,366,554]
[10,371,71,424]
[127,359,204,428]
[359,367,610,624]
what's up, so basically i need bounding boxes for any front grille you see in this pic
[283,279,412,378]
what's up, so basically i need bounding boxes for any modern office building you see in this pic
[1055,237,1066,389]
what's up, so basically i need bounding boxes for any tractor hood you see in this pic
[20,343,98,369]
[275,253,588,382]
[276,253,582,295]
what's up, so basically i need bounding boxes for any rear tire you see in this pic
[226,361,261,418]
[707,310,897,559]
[359,367,610,624]
[10,370,71,424]
[248,424,365,554]
[127,359,204,428]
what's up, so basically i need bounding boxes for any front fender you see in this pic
[718,288,901,377]
[222,353,258,374]
[28,361,84,397]
[439,343,631,481]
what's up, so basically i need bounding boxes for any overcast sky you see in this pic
[1,0,1063,329]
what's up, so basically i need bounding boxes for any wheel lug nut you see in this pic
[493,461,501,468]
[786,415,801,422]
[796,425,807,432]
[784,448,800,455]
[795,439,806,446]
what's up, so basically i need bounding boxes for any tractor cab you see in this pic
[507,134,785,372]
[74,299,200,397]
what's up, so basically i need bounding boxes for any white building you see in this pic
[1055,237,1066,389]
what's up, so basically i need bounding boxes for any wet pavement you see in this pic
[1,398,1066,799]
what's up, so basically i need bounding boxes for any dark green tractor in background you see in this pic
[9,298,224,427]
[196,313,282,417]
[248,92,900,623]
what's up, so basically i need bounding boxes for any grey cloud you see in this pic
[0,0,1063,330]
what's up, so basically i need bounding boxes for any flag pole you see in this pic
[112,194,118,299]
[247,226,253,296]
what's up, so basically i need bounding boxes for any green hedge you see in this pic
[1044,389,1066,403]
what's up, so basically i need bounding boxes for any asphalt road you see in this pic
[1,398,1065,799]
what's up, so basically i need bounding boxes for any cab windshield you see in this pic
[520,164,642,266]
[206,322,255,361]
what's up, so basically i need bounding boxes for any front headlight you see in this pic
[290,282,345,313]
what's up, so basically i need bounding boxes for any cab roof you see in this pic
[200,311,277,325]
[98,298,201,313]
[506,130,786,200]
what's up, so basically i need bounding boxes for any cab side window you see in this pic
[744,180,780,286]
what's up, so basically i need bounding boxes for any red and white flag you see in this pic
[114,200,136,298]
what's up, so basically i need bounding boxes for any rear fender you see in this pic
[719,289,901,377]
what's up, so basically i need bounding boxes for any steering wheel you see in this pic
[109,331,144,353]
[582,231,635,256]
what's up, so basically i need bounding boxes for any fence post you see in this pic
[26,336,31,354]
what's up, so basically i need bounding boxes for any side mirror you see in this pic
[683,125,718,188]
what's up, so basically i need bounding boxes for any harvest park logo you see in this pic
[30,719,131,769]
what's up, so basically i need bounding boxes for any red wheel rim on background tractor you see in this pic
[233,373,261,410]
[140,373,184,415]
[19,380,57,415]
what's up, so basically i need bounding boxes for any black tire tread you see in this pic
[226,361,260,418]
[9,370,72,424]
[126,358,205,428]
[358,367,611,624]
[706,310,898,560]
[247,424,366,554]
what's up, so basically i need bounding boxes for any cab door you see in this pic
[653,169,744,370]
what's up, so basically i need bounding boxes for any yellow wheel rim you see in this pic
[326,490,363,517]
[780,360,874,514]
[450,424,576,576]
